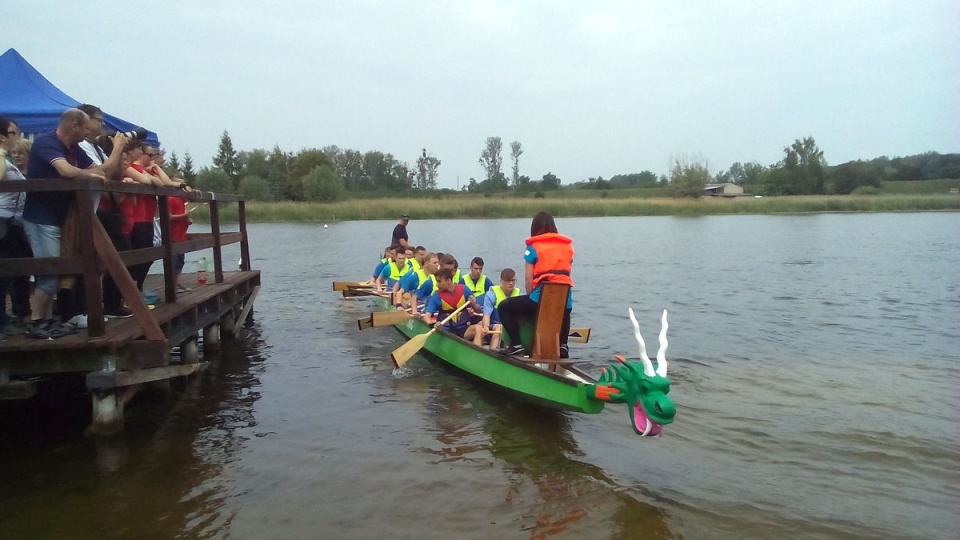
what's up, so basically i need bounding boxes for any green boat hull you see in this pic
[386,303,604,414]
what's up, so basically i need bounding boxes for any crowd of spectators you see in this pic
[0,107,191,340]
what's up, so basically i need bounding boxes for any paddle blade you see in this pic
[391,332,431,368]
[342,289,387,298]
[334,280,372,291]
[372,310,414,327]
[357,316,373,331]
[567,327,591,344]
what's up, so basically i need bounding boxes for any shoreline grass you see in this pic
[193,194,960,223]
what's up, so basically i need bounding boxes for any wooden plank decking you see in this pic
[0,270,260,375]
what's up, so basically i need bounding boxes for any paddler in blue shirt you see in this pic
[475,267,520,349]
[377,246,409,299]
[439,253,465,285]
[400,252,439,315]
[372,245,396,287]
[462,256,494,298]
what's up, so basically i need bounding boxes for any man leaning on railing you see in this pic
[20,108,123,339]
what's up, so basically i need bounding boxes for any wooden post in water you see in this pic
[203,324,221,351]
[182,335,200,364]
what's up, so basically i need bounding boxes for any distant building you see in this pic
[704,183,745,197]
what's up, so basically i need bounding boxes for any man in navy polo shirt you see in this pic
[22,108,111,338]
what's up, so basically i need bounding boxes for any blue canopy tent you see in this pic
[0,48,160,145]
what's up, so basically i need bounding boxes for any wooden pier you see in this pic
[0,179,260,434]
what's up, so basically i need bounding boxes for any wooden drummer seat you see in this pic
[531,283,570,360]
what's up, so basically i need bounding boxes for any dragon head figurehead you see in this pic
[589,309,676,436]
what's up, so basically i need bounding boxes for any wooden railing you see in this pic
[0,178,251,339]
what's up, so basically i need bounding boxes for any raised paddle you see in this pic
[391,303,471,369]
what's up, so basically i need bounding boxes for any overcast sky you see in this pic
[9,1,958,189]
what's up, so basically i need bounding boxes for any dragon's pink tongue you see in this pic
[634,403,663,436]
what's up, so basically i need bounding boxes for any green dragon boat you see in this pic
[374,297,677,436]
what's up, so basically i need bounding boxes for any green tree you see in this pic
[193,167,233,193]
[212,130,241,187]
[768,136,827,195]
[181,151,196,182]
[266,145,292,199]
[479,137,504,184]
[239,174,274,201]
[287,149,336,200]
[669,155,710,198]
[302,165,344,202]
[415,148,441,190]
[541,172,561,190]
[168,151,181,175]
[239,149,271,181]
[510,141,523,188]
[831,160,882,195]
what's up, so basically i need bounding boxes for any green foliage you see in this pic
[212,130,241,186]
[717,162,766,184]
[766,136,826,195]
[510,141,523,187]
[831,160,883,194]
[415,148,441,190]
[239,174,274,201]
[609,171,659,188]
[479,137,503,184]
[181,152,196,182]
[541,172,561,190]
[167,151,181,176]
[302,165,344,202]
[193,167,233,193]
[668,155,710,198]
[850,185,880,195]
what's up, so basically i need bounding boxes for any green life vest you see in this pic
[462,274,489,297]
[492,285,520,308]
[388,260,408,280]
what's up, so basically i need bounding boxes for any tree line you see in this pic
[163,131,959,201]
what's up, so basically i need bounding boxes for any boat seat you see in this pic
[532,282,569,361]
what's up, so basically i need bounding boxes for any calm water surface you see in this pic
[1,213,958,539]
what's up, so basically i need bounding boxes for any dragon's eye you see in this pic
[655,402,662,414]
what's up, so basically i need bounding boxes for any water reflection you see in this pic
[418,369,675,539]
[0,325,267,540]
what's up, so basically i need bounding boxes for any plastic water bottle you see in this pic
[198,257,208,285]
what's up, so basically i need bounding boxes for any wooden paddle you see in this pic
[342,288,388,298]
[371,309,419,327]
[333,280,373,291]
[391,303,471,368]
[367,307,592,341]
[356,305,424,330]
[567,327,591,343]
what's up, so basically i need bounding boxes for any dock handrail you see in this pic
[0,178,251,339]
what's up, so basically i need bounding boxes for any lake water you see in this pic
[1,213,958,539]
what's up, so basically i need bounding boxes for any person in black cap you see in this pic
[391,214,410,249]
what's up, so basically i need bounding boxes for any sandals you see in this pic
[24,319,80,340]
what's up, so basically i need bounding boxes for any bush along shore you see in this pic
[190,192,960,223]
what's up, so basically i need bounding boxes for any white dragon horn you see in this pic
[656,309,669,377]
[628,308,656,377]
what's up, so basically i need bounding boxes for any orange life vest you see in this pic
[526,232,574,288]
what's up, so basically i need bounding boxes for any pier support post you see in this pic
[203,324,221,351]
[88,390,124,435]
[221,311,237,339]
[182,335,200,363]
